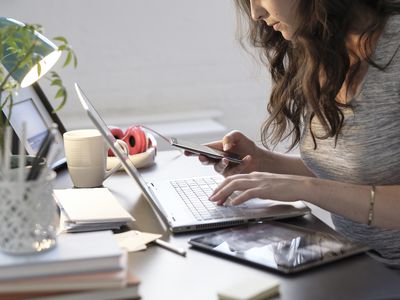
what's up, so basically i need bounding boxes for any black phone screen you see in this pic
[170,138,242,164]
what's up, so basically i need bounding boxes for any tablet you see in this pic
[189,221,369,274]
[1,83,67,170]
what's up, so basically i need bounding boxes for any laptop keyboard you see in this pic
[170,177,249,221]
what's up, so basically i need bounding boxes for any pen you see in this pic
[154,239,187,257]
[27,124,57,181]
[26,129,50,181]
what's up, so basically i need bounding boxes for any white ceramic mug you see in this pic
[63,129,121,188]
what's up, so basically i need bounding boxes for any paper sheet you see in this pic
[114,230,162,252]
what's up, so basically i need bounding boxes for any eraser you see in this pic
[217,276,280,300]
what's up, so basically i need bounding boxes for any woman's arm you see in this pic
[306,178,400,229]
[210,172,400,230]
[199,130,316,177]
[256,148,316,177]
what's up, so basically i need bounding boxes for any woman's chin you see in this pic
[280,30,294,41]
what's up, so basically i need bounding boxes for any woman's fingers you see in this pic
[228,188,263,205]
[213,158,229,173]
[184,150,193,156]
[204,140,224,151]
[197,154,218,165]
[185,131,255,177]
[216,155,252,177]
[210,176,257,204]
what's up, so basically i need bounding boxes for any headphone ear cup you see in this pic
[136,127,147,153]
[122,126,147,155]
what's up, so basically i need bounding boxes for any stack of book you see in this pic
[54,188,135,233]
[0,231,140,300]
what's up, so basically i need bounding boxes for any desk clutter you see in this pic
[54,188,135,233]
[0,231,140,300]
[0,184,189,299]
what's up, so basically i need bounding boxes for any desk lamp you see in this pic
[0,17,61,88]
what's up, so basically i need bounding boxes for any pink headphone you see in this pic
[108,125,156,156]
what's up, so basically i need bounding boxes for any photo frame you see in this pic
[1,83,67,170]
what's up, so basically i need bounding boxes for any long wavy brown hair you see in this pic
[234,0,400,150]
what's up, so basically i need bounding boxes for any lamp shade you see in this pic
[0,17,61,88]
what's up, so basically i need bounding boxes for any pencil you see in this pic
[154,239,187,257]
[18,122,26,183]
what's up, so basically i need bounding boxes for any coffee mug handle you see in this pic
[104,140,129,180]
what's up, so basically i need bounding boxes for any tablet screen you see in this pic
[9,98,48,153]
[189,222,368,273]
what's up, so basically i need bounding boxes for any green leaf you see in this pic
[49,71,59,78]
[63,51,72,67]
[53,36,68,44]
[73,53,78,68]
[50,79,62,86]
[54,88,65,99]
[37,62,42,77]
[57,45,67,51]
[53,95,67,112]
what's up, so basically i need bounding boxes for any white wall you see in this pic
[2,0,293,152]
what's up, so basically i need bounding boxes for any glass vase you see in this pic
[0,168,59,254]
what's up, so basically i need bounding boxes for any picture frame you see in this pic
[1,83,67,170]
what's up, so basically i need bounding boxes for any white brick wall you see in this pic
[2,0,295,153]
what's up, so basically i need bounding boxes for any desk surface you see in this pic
[55,150,400,300]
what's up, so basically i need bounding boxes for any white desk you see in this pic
[55,150,400,300]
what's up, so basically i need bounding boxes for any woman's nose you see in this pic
[250,0,268,21]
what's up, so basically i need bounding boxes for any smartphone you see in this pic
[170,137,243,164]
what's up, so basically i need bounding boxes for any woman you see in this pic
[197,0,400,266]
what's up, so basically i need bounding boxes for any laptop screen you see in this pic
[74,83,164,212]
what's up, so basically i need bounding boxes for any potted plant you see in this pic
[0,17,77,254]
[0,17,77,152]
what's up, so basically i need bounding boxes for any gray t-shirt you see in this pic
[300,15,400,267]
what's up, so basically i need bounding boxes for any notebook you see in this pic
[75,83,311,233]
[0,255,128,292]
[54,188,135,232]
[0,272,140,300]
[0,231,123,280]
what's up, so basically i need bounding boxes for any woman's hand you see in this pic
[209,171,310,206]
[185,131,266,177]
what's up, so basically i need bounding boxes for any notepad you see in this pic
[217,276,280,300]
[54,188,135,232]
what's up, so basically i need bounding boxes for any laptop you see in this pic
[75,83,311,233]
